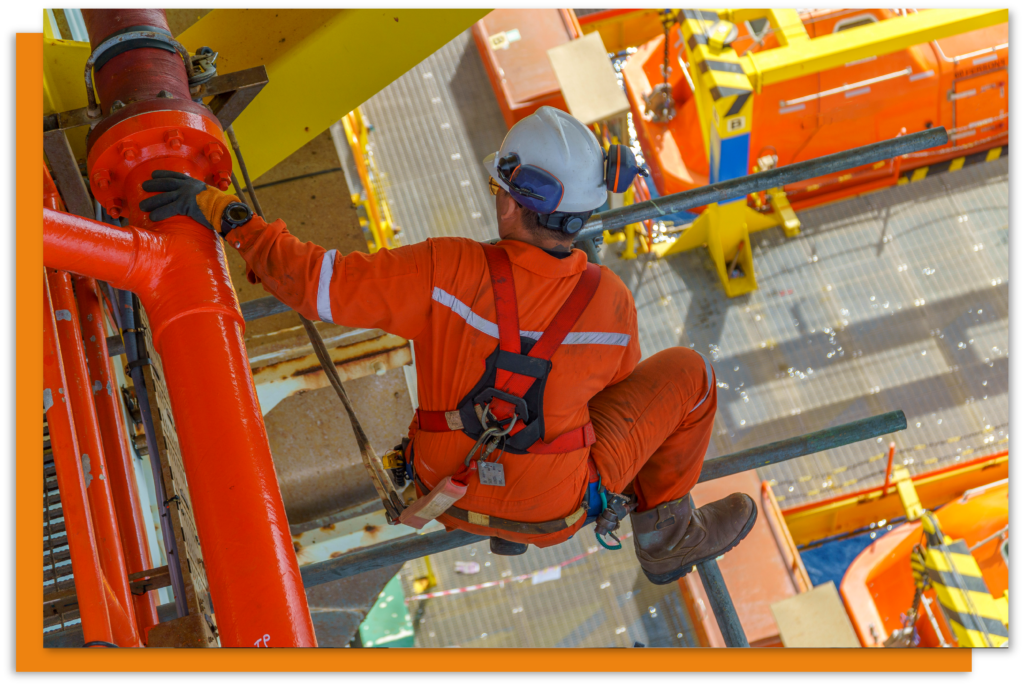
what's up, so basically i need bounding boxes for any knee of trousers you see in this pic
[656,346,714,384]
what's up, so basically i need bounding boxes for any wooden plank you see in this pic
[140,310,220,647]
[547,31,630,125]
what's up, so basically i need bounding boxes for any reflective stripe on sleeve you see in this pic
[431,287,630,347]
[317,249,337,323]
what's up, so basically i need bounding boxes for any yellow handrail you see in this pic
[341,108,399,253]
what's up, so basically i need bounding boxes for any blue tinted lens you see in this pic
[509,166,563,214]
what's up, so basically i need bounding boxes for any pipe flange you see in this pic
[85,28,195,119]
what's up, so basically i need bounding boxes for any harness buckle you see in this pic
[473,388,530,425]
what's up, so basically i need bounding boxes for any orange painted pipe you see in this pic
[103,574,139,648]
[43,196,318,647]
[75,274,160,636]
[43,274,114,645]
[46,268,142,648]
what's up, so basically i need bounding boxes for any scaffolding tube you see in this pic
[300,409,908,586]
[574,127,948,240]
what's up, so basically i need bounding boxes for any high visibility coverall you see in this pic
[227,218,717,547]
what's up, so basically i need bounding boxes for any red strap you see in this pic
[526,421,597,454]
[416,408,596,454]
[480,244,602,424]
[482,244,521,394]
[417,409,455,433]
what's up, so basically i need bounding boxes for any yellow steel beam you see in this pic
[41,9,488,179]
[177,8,489,180]
[766,9,809,47]
[742,8,1008,92]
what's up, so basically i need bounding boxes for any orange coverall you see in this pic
[227,218,717,547]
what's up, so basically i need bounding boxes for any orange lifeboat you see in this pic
[621,9,1008,212]
[840,480,1008,648]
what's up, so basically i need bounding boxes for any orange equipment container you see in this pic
[621,9,1008,212]
[473,9,581,129]
[840,480,1008,647]
[677,471,812,647]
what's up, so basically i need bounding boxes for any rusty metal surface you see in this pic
[253,333,411,414]
[146,612,214,648]
[42,129,93,218]
[267,366,415,526]
[306,564,403,647]
[43,66,270,134]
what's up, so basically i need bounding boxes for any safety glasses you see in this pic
[495,153,564,214]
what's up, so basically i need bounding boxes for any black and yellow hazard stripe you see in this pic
[923,538,1009,647]
[898,145,1008,184]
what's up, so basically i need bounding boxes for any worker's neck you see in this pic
[501,226,573,254]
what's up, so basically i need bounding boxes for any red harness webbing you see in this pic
[417,244,601,454]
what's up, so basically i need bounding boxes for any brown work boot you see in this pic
[630,493,757,585]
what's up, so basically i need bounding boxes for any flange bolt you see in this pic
[118,141,140,162]
[165,129,184,150]
[92,169,112,191]
[213,170,232,191]
[204,143,225,164]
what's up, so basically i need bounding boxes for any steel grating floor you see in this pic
[359,27,1009,647]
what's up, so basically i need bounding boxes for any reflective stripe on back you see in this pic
[317,249,337,323]
[431,287,630,347]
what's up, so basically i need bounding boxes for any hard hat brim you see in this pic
[483,152,510,193]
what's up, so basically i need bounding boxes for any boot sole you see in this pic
[641,497,759,586]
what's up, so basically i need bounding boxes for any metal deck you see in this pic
[359,27,1009,647]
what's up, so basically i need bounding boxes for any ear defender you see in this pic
[605,145,648,193]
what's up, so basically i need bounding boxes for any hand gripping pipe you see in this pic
[46,268,142,648]
[574,127,948,241]
[43,203,318,648]
[75,275,160,636]
[43,276,115,646]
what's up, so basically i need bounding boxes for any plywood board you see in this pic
[547,31,630,125]
[770,581,862,648]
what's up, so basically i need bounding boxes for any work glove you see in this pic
[139,170,240,236]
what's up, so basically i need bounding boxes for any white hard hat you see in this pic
[483,106,607,214]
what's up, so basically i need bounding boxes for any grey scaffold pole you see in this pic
[300,410,908,590]
[695,552,750,648]
[574,127,948,241]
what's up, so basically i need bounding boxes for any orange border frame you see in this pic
[17,31,971,672]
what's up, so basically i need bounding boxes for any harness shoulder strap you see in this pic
[480,244,602,422]
[482,244,522,372]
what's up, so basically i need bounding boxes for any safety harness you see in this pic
[416,243,601,454]
[403,243,611,538]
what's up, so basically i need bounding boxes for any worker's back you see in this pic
[410,237,640,543]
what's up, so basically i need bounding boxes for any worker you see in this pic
[138,106,756,585]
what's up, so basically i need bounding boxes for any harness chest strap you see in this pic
[417,244,602,453]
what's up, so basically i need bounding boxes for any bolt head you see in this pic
[214,171,232,191]
[118,141,139,162]
[107,202,124,219]
[92,170,112,190]
[165,129,184,150]
[204,143,225,164]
